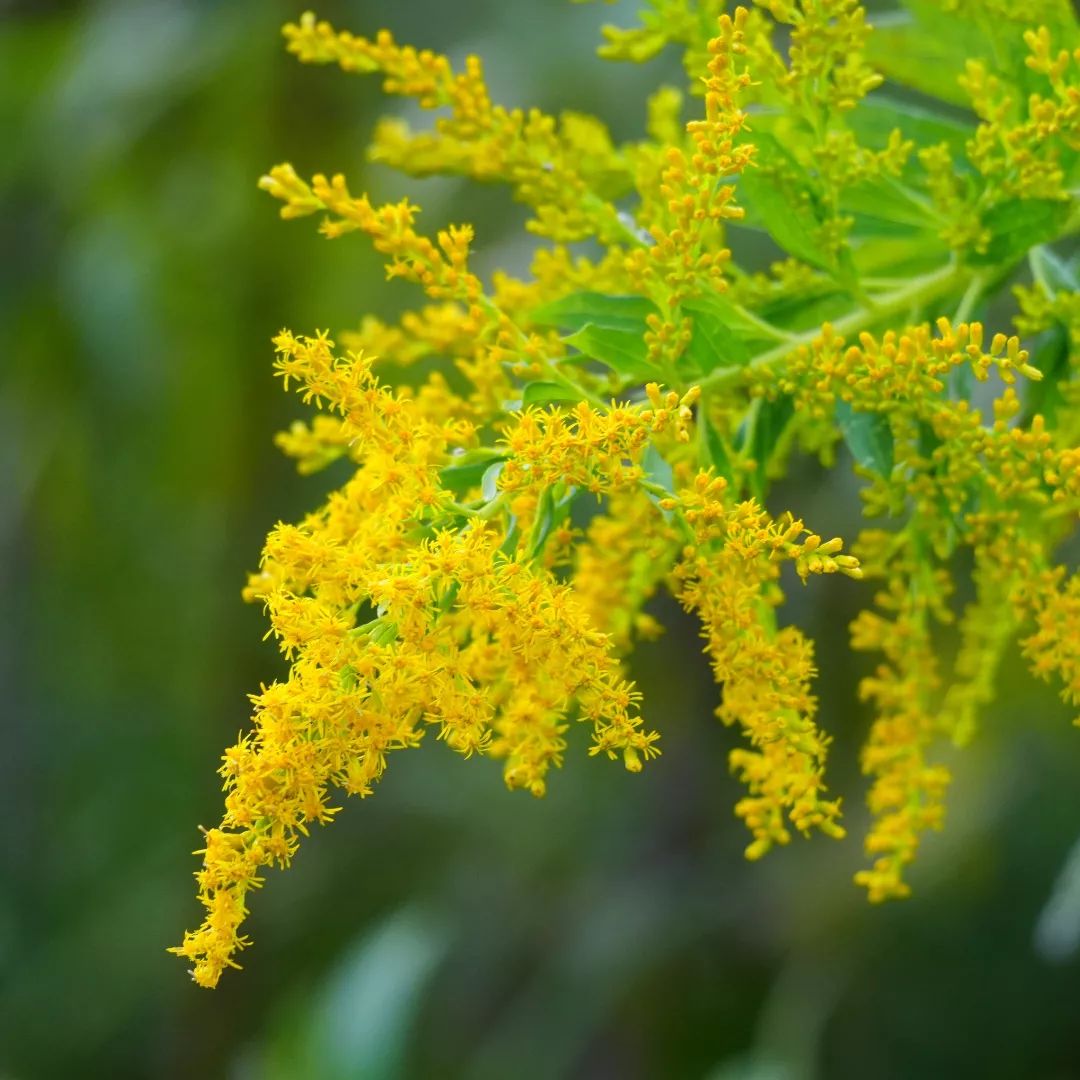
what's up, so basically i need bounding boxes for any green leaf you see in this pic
[642,442,674,493]
[641,443,675,519]
[682,298,753,374]
[499,514,521,557]
[1021,324,1070,426]
[541,486,581,553]
[435,580,460,615]
[257,908,449,1080]
[949,358,974,404]
[525,487,556,558]
[851,235,950,280]
[753,396,795,463]
[757,282,849,332]
[864,9,973,107]
[846,94,972,157]
[835,399,894,476]
[370,620,399,647]
[682,292,779,342]
[531,291,659,333]
[972,199,1070,266]
[700,411,735,484]
[917,420,942,462]
[738,134,831,271]
[738,395,795,497]
[480,460,504,501]
[533,288,778,382]
[439,447,506,496]
[1034,832,1080,963]
[1030,246,1080,297]
[520,380,582,407]
[841,176,937,231]
[564,323,655,379]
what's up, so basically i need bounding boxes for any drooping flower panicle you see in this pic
[174,0,1080,985]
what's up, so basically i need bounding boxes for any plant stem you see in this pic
[695,261,967,393]
[953,273,986,324]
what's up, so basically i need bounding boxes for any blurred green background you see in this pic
[4,0,1080,1076]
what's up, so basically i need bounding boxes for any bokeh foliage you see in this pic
[3,1,1080,1076]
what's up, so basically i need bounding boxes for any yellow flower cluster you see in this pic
[572,490,674,648]
[918,20,1080,253]
[577,0,724,75]
[175,0,1080,985]
[1021,570,1080,721]
[963,27,1080,201]
[171,332,668,988]
[497,386,698,496]
[763,314,1080,895]
[673,472,859,858]
[259,166,530,416]
[260,167,483,304]
[748,0,883,114]
[283,13,634,245]
[848,532,949,902]
[626,8,752,303]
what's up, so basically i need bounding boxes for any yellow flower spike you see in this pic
[175,0,1080,986]
[670,472,851,853]
[257,163,322,218]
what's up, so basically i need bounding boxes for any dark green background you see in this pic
[4,1,1080,1076]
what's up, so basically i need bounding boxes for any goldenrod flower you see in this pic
[174,0,1080,984]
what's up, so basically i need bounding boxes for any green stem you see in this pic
[696,261,967,393]
[953,273,986,324]
[537,360,609,409]
[730,302,796,343]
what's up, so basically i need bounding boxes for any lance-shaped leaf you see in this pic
[973,199,1071,267]
[564,323,656,380]
[681,296,754,374]
[737,134,834,271]
[531,291,659,334]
